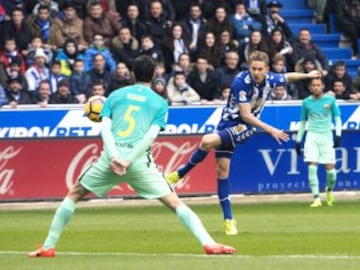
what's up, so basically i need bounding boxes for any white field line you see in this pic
[0,250,360,259]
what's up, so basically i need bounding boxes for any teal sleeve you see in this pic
[152,101,168,131]
[300,102,307,121]
[296,120,306,142]
[335,116,342,137]
[331,97,341,118]
[127,125,161,163]
[100,95,112,118]
[101,117,117,158]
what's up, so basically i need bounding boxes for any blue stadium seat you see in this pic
[280,0,308,9]
[312,34,341,48]
[328,14,338,34]
[267,1,358,77]
[289,23,326,34]
[280,9,313,23]
[321,48,352,59]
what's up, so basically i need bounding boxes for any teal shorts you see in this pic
[79,153,173,199]
[304,132,335,164]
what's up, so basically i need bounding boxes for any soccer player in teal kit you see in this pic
[28,55,236,257]
[295,77,342,207]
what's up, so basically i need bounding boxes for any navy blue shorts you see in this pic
[215,120,254,159]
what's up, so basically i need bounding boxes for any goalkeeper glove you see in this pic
[333,136,341,148]
[295,142,302,156]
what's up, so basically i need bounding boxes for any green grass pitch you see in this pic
[1,201,360,270]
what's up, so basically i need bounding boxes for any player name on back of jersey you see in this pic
[127,93,146,102]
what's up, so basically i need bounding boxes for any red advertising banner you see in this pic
[0,136,217,201]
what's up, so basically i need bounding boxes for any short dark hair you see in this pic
[174,71,186,78]
[189,2,201,10]
[90,0,101,7]
[334,61,345,68]
[308,76,324,86]
[299,28,310,34]
[74,59,84,64]
[196,55,209,62]
[12,7,24,15]
[38,4,50,12]
[132,55,155,82]
[141,34,153,41]
[52,60,61,67]
[92,81,105,88]
[333,79,344,85]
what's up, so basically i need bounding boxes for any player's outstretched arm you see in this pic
[239,103,289,144]
[285,70,321,82]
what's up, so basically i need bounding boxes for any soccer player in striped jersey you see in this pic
[166,51,321,235]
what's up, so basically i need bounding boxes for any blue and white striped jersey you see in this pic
[220,71,287,127]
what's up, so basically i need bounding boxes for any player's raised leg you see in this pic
[166,133,222,184]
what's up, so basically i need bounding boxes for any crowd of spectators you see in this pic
[0,0,360,108]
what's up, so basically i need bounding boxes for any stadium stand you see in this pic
[279,0,359,78]
[0,0,359,107]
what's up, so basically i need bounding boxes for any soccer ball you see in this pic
[84,95,106,122]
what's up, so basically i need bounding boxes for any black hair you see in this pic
[90,0,101,7]
[12,7,24,15]
[173,71,186,77]
[74,59,84,64]
[92,81,105,88]
[38,4,50,12]
[334,60,345,67]
[52,60,61,66]
[132,55,155,83]
[333,79,345,85]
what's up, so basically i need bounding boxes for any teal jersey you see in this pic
[300,94,340,135]
[101,84,168,146]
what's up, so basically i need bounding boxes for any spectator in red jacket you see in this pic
[0,37,26,75]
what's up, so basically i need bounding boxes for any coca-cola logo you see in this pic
[0,146,22,195]
[66,143,132,193]
[66,144,100,188]
[152,141,198,189]
[66,141,198,193]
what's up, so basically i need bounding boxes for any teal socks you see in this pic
[176,204,215,246]
[326,168,337,191]
[308,165,319,198]
[43,197,76,249]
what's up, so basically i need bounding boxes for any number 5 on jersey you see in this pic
[118,105,140,137]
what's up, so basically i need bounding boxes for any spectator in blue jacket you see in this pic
[230,2,262,44]
[69,59,91,103]
[83,34,116,72]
